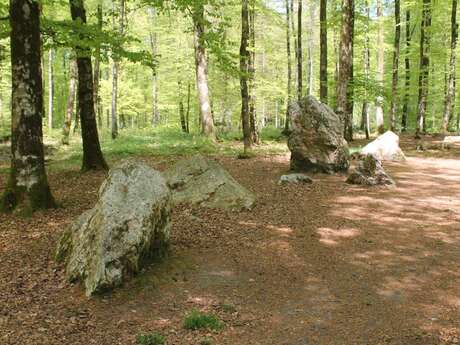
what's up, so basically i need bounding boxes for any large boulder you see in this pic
[287,96,350,173]
[361,131,405,161]
[55,160,172,296]
[164,155,255,210]
[346,154,395,186]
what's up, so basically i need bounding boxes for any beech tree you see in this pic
[240,0,252,153]
[319,0,328,103]
[1,0,55,214]
[284,0,293,133]
[389,0,401,131]
[375,0,385,134]
[401,9,411,132]
[69,0,108,171]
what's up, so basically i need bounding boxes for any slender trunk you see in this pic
[297,0,303,100]
[48,48,54,129]
[284,0,293,133]
[249,0,259,144]
[240,0,252,153]
[186,81,191,133]
[148,8,160,125]
[375,0,385,134]
[178,81,187,133]
[401,9,411,131]
[94,3,103,128]
[320,0,328,102]
[415,0,431,139]
[111,0,124,138]
[62,59,77,145]
[69,0,108,171]
[192,6,215,138]
[336,0,354,142]
[307,1,315,96]
[361,0,371,139]
[389,0,401,131]
[1,0,55,213]
[443,0,458,133]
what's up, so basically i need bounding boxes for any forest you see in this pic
[1,0,460,344]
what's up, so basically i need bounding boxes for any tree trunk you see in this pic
[307,1,315,96]
[415,0,431,139]
[62,59,77,145]
[69,0,108,171]
[361,0,371,139]
[240,0,252,153]
[297,0,303,100]
[94,3,103,128]
[443,0,458,133]
[111,0,124,138]
[186,81,191,133]
[336,0,354,142]
[48,48,54,129]
[401,9,411,131]
[249,0,259,144]
[148,8,160,125]
[178,81,187,133]
[1,0,55,214]
[375,0,385,134]
[389,0,401,131]
[284,0,293,133]
[320,0,328,103]
[193,5,215,138]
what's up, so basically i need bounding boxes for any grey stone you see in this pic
[346,154,395,186]
[361,131,406,161]
[278,173,313,185]
[163,155,255,211]
[55,160,172,296]
[287,95,350,173]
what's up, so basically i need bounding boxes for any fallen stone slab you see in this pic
[278,173,313,185]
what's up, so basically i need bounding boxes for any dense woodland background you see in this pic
[0,0,458,141]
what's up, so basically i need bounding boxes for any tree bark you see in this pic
[193,5,215,138]
[69,0,108,171]
[320,0,328,103]
[415,0,431,139]
[48,48,54,129]
[401,9,411,131]
[284,0,293,133]
[1,0,55,214]
[336,0,354,142]
[249,0,259,144]
[62,59,77,145]
[361,0,371,139]
[375,0,385,134]
[307,1,315,96]
[297,0,303,100]
[148,8,160,126]
[240,0,252,153]
[94,2,103,129]
[389,0,401,131]
[443,0,458,133]
[178,81,187,133]
[186,81,191,133]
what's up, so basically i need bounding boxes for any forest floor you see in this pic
[1,134,460,345]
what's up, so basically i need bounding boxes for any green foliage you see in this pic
[183,310,224,331]
[200,338,213,345]
[136,332,165,345]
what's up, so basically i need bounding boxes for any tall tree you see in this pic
[306,0,315,96]
[415,0,432,138]
[336,0,354,141]
[1,0,55,213]
[93,2,103,128]
[148,8,160,125]
[249,0,259,144]
[320,0,328,102]
[69,0,108,171]
[240,0,252,153]
[361,0,371,139]
[297,0,303,100]
[443,0,458,133]
[48,48,54,129]
[62,59,77,145]
[375,0,385,134]
[401,9,411,131]
[389,0,401,131]
[192,4,215,138]
[284,0,293,133]
[111,0,125,139]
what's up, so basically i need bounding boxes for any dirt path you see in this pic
[1,141,460,344]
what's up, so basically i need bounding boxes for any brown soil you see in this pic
[1,134,460,345]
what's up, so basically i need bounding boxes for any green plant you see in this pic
[136,332,165,345]
[219,303,236,313]
[200,338,213,345]
[183,310,224,331]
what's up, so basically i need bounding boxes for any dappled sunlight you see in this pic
[316,227,361,246]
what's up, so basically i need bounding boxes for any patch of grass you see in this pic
[136,332,165,345]
[183,310,224,331]
[219,303,236,313]
[200,338,213,345]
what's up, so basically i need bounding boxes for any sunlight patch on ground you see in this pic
[316,227,361,246]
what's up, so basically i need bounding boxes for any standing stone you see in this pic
[288,96,350,173]
[55,160,172,296]
[361,131,406,161]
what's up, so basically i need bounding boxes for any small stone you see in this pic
[346,154,395,187]
[278,173,313,185]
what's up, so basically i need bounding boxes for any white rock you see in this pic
[361,131,405,161]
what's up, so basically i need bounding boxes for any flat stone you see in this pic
[278,173,313,185]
